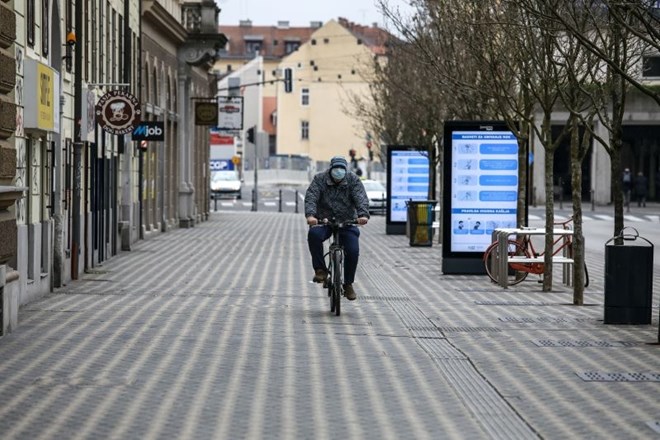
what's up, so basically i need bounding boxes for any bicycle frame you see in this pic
[317,219,356,316]
[511,218,574,274]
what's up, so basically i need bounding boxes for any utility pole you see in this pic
[71,0,84,279]
[247,126,257,211]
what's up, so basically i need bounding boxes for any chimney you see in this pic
[310,21,323,28]
[277,21,290,29]
[239,19,252,27]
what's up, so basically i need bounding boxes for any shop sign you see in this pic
[132,122,165,141]
[217,96,244,130]
[95,90,141,135]
[195,101,218,126]
[23,59,60,132]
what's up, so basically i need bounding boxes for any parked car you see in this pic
[362,179,387,214]
[210,170,242,199]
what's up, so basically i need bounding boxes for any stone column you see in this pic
[177,64,194,228]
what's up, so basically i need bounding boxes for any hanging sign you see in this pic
[95,90,142,135]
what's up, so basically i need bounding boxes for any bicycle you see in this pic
[313,218,357,316]
[483,217,589,287]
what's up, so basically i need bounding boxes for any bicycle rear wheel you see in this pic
[332,250,342,316]
[484,239,530,286]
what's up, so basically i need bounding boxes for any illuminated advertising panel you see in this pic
[442,121,526,274]
[386,146,431,234]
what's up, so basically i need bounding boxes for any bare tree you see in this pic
[543,1,648,241]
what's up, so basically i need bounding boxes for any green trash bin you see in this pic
[406,200,437,246]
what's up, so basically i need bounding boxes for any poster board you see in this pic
[442,121,526,274]
[386,146,431,235]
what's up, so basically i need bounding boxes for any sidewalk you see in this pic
[0,211,658,439]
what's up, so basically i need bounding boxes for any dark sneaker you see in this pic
[313,269,328,283]
[344,284,356,301]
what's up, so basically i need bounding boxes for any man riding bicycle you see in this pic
[305,156,370,300]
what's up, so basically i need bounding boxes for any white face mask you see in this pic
[330,167,347,181]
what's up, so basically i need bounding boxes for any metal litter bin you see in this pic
[604,228,654,325]
[406,200,437,247]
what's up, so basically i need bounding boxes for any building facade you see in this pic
[276,19,390,166]
[1,0,20,335]
[2,0,225,336]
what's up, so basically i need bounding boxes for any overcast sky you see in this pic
[215,0,415,29]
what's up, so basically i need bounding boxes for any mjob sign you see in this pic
[132,122,165,141]
[441,121,526,274]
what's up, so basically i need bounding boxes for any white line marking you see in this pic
[624,214,644,222]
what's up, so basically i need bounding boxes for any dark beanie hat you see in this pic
[330,156,348,169]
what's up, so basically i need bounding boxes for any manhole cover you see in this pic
[576,372,660,382]
[476,300,553,306]
[532,340,641,348]
[647,421,660,434]
[435,326,502,333]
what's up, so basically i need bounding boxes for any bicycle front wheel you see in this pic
[332,250,342,316]
[484,239,530,286]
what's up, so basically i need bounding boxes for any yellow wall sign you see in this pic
[23,59,59,132]
[37,63,55,129]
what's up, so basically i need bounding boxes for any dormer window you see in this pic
[285,41,300,54]
[244,36,264,55]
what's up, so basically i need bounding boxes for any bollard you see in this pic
[533,186,537,208]
[295,190,299,213]
[279,189,282,212]
[251,189,257,212]
[591,189,595,211]
[214,196,218,212]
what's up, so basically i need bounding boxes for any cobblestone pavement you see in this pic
[0,211,659,439]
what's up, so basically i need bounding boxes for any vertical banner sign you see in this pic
[442,121,525,274]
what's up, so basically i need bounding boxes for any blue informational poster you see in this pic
[442,121,526,274]
[450,131,518,252]
[386,146,431,235]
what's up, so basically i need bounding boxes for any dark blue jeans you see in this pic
[308,225,360,284]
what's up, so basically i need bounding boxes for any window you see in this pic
[245,40,262,54]
[643,56,660,77]
[301,88,309,106]
[27,0,35,47]
[284,41,299,54]
[66,0,73,71]
[301,121,309,140]
[42,0,49,56]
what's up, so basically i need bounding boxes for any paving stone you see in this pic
[0,212,658,439]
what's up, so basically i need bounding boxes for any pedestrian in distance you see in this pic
[622,168,632,212]
[305,156,370,301]
[634,171,648,207]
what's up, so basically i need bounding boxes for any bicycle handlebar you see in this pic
[310,218,358,228]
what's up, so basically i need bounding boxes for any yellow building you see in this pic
[276,19,390,166]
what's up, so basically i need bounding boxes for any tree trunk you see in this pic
[570,121,584,305]
[543,129,555,292]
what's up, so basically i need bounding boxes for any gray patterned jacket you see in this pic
[304,170,370,223]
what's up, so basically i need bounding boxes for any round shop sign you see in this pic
[95,90,142,135]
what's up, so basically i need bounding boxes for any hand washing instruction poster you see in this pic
[389,150,430,222]
[450,131,518,252]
